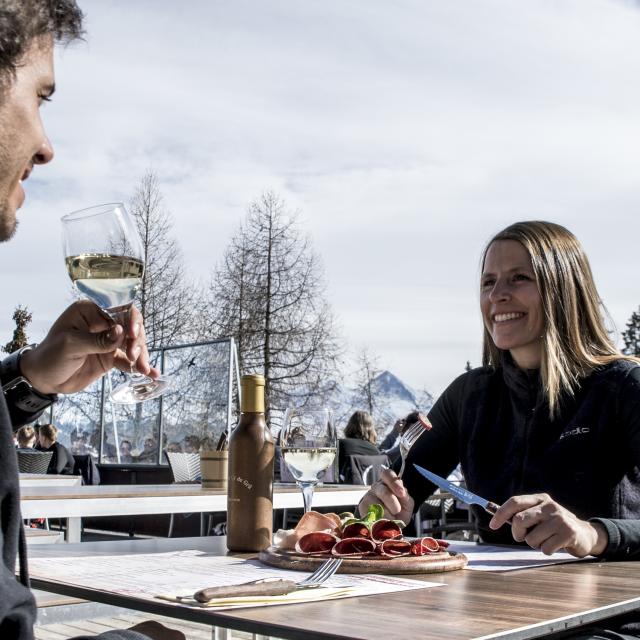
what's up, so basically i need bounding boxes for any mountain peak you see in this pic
[323,369,434,438]
[372,370,415,403]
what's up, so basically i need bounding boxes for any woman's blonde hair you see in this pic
[482,221,636,418]
[344,411,377,444]
[38,423,58,442]
[16,425,36,448]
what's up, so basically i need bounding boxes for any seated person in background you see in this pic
[379,411,422,467]
[338,411,381,480]
[16,425,36,449]
[199,435,215,452]
[183,434,201,453]
[359,221,640,639]
[165,441,182,454]
[137,437,158,463]
[37,424,74,475]
[70,429,97,457]
[119,439,134,463]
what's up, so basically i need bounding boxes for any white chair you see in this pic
[164,451,210,537]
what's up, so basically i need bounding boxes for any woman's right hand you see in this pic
[358,468,415,524]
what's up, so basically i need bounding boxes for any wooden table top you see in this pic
[28,536,640,640]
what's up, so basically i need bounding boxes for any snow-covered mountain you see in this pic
[325,370,434,440]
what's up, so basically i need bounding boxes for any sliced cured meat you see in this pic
[332,537,376,557]
[418,413,433,431]
[276,511,340,550]
[437,539,449,550]
[371,519,403,542]
[410,536,441,555]
[294,511,340,536]
[295,531,339,554]
[378,539,412,557]
[341,522,371,539]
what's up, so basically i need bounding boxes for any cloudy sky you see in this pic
[2,0,640,397]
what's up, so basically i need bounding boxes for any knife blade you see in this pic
[193,578,301,603]
[413,464,501,516]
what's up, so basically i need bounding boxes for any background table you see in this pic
[20,484,367,542]
[28,536,640,640]
[19,473,83,487]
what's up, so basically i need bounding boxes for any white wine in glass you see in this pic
[61,202,172,403]
[281,408,337,512]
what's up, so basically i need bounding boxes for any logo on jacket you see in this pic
[559,427,590,440]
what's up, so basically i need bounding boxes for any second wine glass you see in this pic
[280,408,337,513]
[61,202,171,404]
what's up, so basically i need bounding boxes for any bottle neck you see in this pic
[241,389,265,413]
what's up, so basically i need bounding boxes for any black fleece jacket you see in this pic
[0,393,149,640]
[404,357,640,559]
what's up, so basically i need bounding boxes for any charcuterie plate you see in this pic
[258,545,467,574]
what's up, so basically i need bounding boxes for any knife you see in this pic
[193,578,310,603]
[413,464,502,517]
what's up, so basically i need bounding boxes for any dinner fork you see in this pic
[193,557,343,602]
[397,419,428,478]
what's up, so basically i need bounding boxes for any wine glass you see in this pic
[280,408,337,513]
[61,202,171,403]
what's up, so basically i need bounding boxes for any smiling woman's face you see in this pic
[480,239,544,369]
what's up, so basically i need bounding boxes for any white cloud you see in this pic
[2,0,640,398]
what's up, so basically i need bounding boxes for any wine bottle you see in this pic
[226,374,275,551]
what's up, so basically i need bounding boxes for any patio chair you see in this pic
[18,450,54,529]
[340,453,390,485]
[165,451,201,484]
[72,454,101,485]
[17,450,53,474]
[164,450,210,537]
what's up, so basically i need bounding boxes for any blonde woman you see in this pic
[361,221,640,571]
[339,411,381,481]
[16,425,36,449]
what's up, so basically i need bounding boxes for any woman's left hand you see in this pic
[489,493,608,558]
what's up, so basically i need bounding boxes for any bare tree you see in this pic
[205,191,342,419]
[130,171,197,349]
[623,308,640,357]
[3,306,32,353]
[355,346,381,416]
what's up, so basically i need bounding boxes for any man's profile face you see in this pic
[0,36,55,242]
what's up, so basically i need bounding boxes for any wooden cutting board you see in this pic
[258,545,468,574]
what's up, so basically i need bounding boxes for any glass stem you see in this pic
[107,304,143,380]
[299,482,316,513]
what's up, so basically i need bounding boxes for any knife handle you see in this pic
[484,501,500,515]
[194,579,297,603]
[484,501,512,525]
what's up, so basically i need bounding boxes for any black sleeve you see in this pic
[591,518,640,560]
[57,444,75,475]
[618,365,640,462]
[402,372,467,513]
[593,365,640,559]
[379,429,397,451]
[5,406,46,430]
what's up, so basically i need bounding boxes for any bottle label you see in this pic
[230,474,253,491]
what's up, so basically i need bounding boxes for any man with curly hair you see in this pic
[0,2,182,638]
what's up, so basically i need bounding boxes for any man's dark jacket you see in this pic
[0,393,148,639]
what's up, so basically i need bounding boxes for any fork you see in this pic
[193,557,343,602]
[397,420,427,478]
